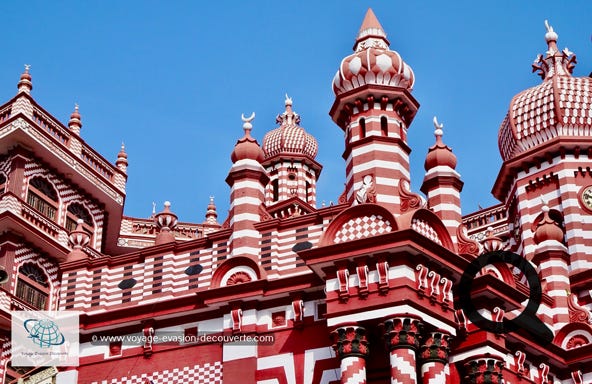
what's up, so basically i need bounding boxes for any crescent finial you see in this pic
[285,93,293,106]
[241,112,255,123]
[433,116,444,136]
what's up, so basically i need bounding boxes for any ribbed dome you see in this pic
[332,8,414,96]
[262,96,318,159]
[498,21,592,161]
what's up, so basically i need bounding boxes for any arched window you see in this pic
[305,181,311,202]
[381,116,388,136]
[272,179,279,202]
[0,173,6,194]
[15,262,49,310]
[359,118,366,139]
[65,202,94,242]
[26,177,58,221]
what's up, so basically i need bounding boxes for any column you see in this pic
[384,317,422,384]
[331,325,369,384]
[420,331,451,384]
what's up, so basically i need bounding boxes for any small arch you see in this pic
[65,202,95,243]
[15,262,50,310]
[397,208,455,252]
[27,176,59,221]
[554,322,592,349]
[380,116,388,136]
[211,256,264,288]
[359,118,366,139]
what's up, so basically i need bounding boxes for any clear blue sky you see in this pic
[1,1,591,223]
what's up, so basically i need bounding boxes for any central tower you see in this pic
[330,8,419,213]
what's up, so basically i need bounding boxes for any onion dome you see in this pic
[18,64,32,94]
[332,8,415,95]
[424,116,457,170]
[498,21,591,161]
[534,205,564,244]
[262,95,318,159]
[154,201,178,245]
[68,104,82,134]
[231,112,265,163]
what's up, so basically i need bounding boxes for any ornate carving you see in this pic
[383,317,422,350]
[565,334,589,350]
[457,224,480,256]
[399,178,423,212]
[420,332,451,363]
[464,358,504,384]
[259,204,273,221]
[337,188,348,205]
[355,175,376,204]
[292,299,304,326]
[514,351,526,376]
[376,261,389,294]
[330,326,369,359]
[226,272,252,286]
[231,308,242,332]
[567,293,592,323]
[337,268,350,302]
[356,264,369,298]
[539,363,550,384]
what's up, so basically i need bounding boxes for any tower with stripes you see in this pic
[330,8,419,213]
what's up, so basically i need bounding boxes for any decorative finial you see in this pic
[121,141,125,150]
[209,195,215,204]
[24,64,31,72]
[544,20,558,42]
[152,202,156,215]
[285,93,293,106]
[433,116,444,136]
[75,103,79,112]
[241,112,255,135]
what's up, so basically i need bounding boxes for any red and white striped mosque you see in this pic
[1,8,592,384]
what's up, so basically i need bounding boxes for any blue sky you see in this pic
[1,1,591,223]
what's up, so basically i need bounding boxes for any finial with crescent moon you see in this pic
[285,93,293,106]
[241,112,255,133]
[433,116,444,136]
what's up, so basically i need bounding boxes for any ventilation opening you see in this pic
[381,116,388,136]
[272,179,279,201]
[359,118,366,138]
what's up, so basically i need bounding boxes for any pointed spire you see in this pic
[354,8,389,52]
[68,103,83,135]
[532,20,576,80]
[116,142,128,172]
[204,196,218,225]
[17,64,33,94]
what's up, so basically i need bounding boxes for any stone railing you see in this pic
[0,105,11,123]
[81,148,115,181]
[32,108,70,145]
[463,204,507,232]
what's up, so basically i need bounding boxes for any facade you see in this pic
[1,8,592,384]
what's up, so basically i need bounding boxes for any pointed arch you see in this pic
[15,262,50,310]
[26,175,59,221]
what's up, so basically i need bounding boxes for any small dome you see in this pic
[424,117,457,170]
[332,8,414,96]
[262,96,318,159]
[498,21,591,161]
[534,205,564,244]
[231,113,264,163]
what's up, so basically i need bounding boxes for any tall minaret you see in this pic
[225,114,269,259]
[421,117,463,245]
[262,95,321,207]
[330,8,419,213]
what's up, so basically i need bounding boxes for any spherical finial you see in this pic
[164,201,171,208]
[541,204,550,213]
[18,64,33,93]
[77,218,84,225]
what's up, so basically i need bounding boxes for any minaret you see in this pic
[225,113,268,259]
[12,65,34,118]
[421,117,463,245]
[262,95,321,207]
[154,201,178,245]
[204,196,218,225]
[116,143,128,173]
[330,8,419,213]
[68,104,82,135]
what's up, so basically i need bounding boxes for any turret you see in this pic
[329,8,419,213]
[421,117,463,245]
[225,113,269,259]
